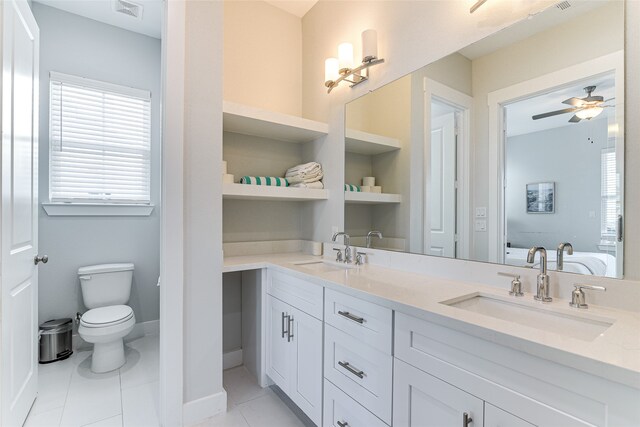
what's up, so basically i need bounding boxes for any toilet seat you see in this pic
[80,305,134,328]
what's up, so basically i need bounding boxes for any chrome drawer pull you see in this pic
[281,312,288,338]
[463,412,473,426]
[338,311,364,324]
[338,361,365,379]
[337,421,349,427]
[287,316,294,342]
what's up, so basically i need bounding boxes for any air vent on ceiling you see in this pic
[556,1,571,11]
[112,0,144,20]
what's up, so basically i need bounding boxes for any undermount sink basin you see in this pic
[293,260,357,273]
[441,293,615,341]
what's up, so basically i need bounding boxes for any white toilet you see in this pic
[77,263,136,373]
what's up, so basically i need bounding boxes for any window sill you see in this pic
[42,203,155,217]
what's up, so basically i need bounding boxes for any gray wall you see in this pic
[505,119,609,252]
[33,3,161,324]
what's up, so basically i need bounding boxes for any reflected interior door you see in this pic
[428,112,457,257]
[1,0,40,425]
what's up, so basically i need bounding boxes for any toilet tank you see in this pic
[78,263,134,309]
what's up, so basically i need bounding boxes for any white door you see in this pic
[1,1,40,426]
[393,359,484,427]
[485,403,535,427]
[288,307,322,426]
[427,112,457,258]
[265,296,291,393]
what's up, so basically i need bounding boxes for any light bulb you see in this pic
[576,106,604,120]
[338,42,354,73]
[324,58,339,86]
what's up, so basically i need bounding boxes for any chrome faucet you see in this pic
[527,246,552,302]
[556,242,573,271]
[366,231,383,248]
[332,232,352,263]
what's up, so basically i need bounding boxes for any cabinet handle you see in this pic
[337,422,349,427]
[338,361,364,379]
[281,312,288,338]
[463,412,473,426]
[338,311,364,324]
[287,316,294,342]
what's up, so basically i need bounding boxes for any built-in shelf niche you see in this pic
[223,183,328,202]
[344,192,401,205]
[223,101,329,143]
[345,129,401,155]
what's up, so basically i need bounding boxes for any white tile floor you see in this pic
[25,335,160,427]
[194,367,306,427]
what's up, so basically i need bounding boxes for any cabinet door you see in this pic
[394,359,484,427]
[485,403,535,427]
[289,307,323,426]
[266,295,291,393]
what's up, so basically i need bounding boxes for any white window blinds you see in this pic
[600,147,619,240]
[49,72,151,204]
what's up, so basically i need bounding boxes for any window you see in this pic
[49,72,151,205]
[600,146,619,242]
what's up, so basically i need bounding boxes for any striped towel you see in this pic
[344,184,361,192]
[240,176,289,186]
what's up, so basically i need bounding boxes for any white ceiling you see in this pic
[459,0,611,60]
[264,0,318,17]
[505,73,616,137]
[33,0,163,39]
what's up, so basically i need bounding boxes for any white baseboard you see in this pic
[72,319,160,351]
[183,390,227,426]
[223,349,243,370]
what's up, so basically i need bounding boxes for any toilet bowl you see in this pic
[78,305,136,373]
[77,263,135,373]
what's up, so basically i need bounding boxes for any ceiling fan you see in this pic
[532,86,614,123]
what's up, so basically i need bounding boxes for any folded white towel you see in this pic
[285,161,321,176]
[290,181,324,189]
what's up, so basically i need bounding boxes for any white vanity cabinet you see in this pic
[323,289,393,426]
[393,358,484,427]
[266,272,323,425]
[394,312,636,427]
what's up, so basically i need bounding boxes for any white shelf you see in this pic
[223,101,329,143]
[345,129,401,155]
[223,183,328,202]
[344,192,402,205]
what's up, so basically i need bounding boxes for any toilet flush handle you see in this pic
[79,275,92,281]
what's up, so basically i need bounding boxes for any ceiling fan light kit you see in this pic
[532,85,613,123]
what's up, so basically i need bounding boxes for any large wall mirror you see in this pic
[344,0,625,279]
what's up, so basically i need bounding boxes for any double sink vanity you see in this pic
[223,240,640,427]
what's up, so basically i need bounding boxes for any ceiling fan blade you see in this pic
[569,114,582,123]
[562,97,585,106]
[532,107,577,120]
[604,97,615,102]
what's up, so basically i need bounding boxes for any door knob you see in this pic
[34,255,49,265]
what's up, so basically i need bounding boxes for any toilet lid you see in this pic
[81,305,134,328]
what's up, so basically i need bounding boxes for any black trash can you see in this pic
[39,318,73,363]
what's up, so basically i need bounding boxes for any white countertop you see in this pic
[223,252,640,389]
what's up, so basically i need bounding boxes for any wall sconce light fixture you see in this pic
[470,0,489,13]
[324,29,385,94]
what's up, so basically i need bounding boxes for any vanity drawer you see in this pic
[323,379,388,427]
[324,324,392,424]
[324,288,392,354]
[268,270,323,319]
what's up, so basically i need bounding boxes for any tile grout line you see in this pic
[57,356,78,427]
[118,366,125,426]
